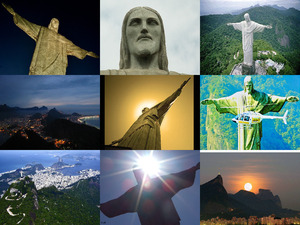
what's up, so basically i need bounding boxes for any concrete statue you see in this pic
[2,3,98,75]
[227,13,272,74]
[101,7,184,75]
[100,162,200,225]
[201,76,299,150]
[110,78,190,150]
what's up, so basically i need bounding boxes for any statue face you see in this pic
[126,8,161,57]
[244,13,250,22]
[244,82,253,94]
[142,107,150,113]
[49,18,59,32]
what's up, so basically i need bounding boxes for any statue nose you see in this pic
[141,21,148,33]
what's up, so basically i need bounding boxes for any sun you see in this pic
[137,155,160,177]
[244,182,252,191]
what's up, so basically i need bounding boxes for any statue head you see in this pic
[119,7,168,71]
[244,13,251,22]
[244,76,254,94]
[142,107,150,114]
[48,18,59,33]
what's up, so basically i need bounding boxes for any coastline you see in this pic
[78,115,100,129]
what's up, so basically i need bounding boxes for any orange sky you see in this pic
[105,75,194,150]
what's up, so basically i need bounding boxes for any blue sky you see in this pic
[100,0,200,75]
[100,150,200,225]
[0,75,100,115]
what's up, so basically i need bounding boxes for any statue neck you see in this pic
[129,53,160,70]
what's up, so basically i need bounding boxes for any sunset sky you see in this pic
[201,152,300,211]
[105,76,194,150]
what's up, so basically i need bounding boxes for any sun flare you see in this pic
[137,155,160,177]
[244,183,252,191]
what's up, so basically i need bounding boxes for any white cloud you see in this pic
[100,0,200,74]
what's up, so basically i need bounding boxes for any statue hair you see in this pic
[119,7,169,71]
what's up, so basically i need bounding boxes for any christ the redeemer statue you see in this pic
[227,13,272,68]
[2,3,98,75]
[201,76,299,150]
[110,78,190,150]
[100,162,200,225]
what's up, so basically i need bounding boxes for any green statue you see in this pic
[110,78,190,150]
[201,76,299,150]
[2,3,98,75]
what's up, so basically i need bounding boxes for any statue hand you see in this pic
[266,25,272,29]
[201,99,214,105]
[287,96,299,102]
[87,51,99,58]
[179,77,191,90]
[227,23,232,26]
[2,3,15,16]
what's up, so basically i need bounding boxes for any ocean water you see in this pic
[80,117,100,129]
[0,150,100,175]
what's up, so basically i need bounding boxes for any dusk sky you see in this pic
[201,0,300,15]
[100,0,200,75]
[0,75,100,115]
[0,0,99,75]
[201,153,300,211]
[100,150,200,225]
[105,76,194,150]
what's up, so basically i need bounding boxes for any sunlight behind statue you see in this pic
[110,78,190,150]
[100,162,200,225]
[2,3,98,75]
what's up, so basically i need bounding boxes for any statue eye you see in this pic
[147,18,159,25]
[129,18,141,26]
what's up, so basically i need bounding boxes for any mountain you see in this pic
[0,104,48,121]
[201,6,300,74]
[0,129,56,150]
[0,175,100,224]
[231,4,287,15]
[0,176,39,224]
[51,161,68,169]
[42,108,67,124]
[201,175,300,220]
[44,119,100,149]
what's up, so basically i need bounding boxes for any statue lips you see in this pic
[137,34,152,42]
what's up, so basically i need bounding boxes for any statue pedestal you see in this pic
[241,63,255,75]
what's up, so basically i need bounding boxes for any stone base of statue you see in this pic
[230,61,267,75]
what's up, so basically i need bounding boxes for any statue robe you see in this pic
[13,13,91,75]
[100,69,182,75]
[213,90,286,150]
[231,21,266,66]
[117,88,181,150]
[100,166,198,225]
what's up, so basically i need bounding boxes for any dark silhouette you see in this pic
[101,162,199,225]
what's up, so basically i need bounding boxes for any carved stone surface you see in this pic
[2,3,98,75]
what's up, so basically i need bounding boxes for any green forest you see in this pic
[200,75,300,150]
[0,176,100,225]
[201,6,300,74]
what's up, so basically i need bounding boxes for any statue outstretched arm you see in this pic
[286,96,299,102]
[161,162,199,195]
[2,3,16,16]
[156,78,191,117]
[67,41,99,59]
[2,3,40,41]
